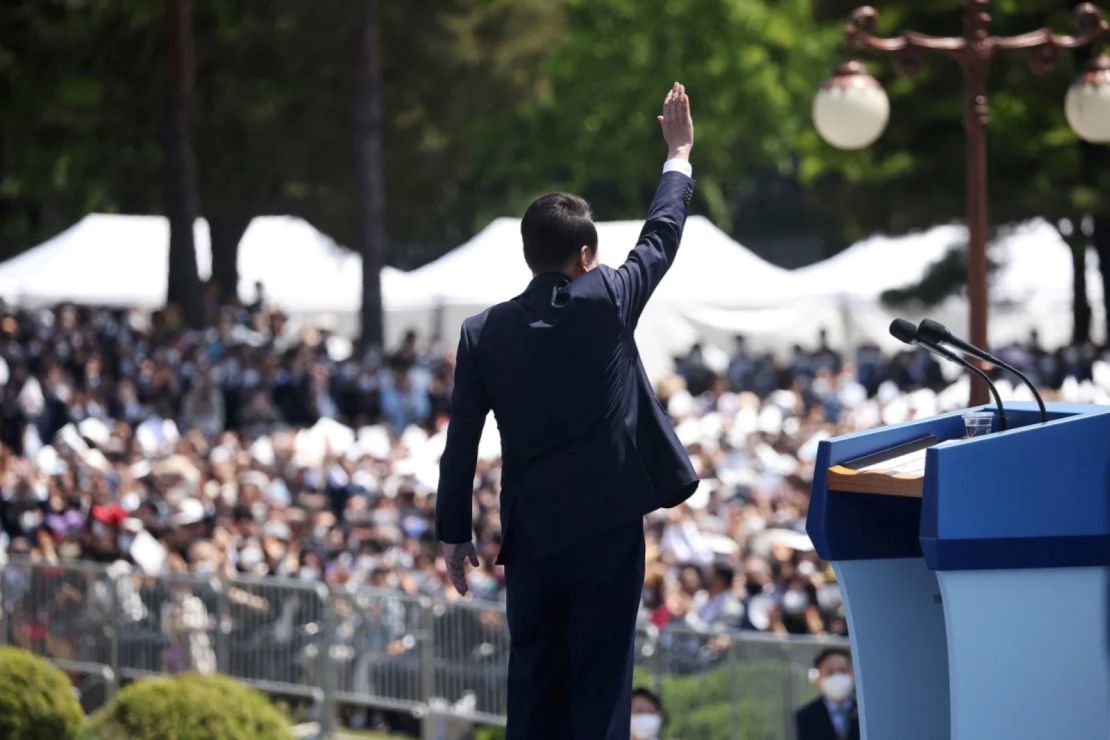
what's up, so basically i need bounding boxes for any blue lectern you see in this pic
[807,402,1110,740]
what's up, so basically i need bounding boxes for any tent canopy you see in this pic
[0,214,211,308]
[789,218,1099,307]
[2,213,1102,371]
[396,215,794,310]
[0,213,421,317]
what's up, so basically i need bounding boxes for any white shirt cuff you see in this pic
[663,158,692,177]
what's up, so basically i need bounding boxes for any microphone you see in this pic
[917,319,1047,424]
[889,319,1007,431]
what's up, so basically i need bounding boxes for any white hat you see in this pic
[262,521,292,541]
[171,498,206,527]
[78,418,112,449]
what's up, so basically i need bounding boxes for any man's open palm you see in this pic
[658,82,693,159]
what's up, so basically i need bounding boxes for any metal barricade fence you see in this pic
[426,596,510,723]
[0,558,847,738]
[635,625,848,740]
[0,558,121,705]
[328,586,426,714]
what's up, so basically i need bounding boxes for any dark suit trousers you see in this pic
[503,518,645,740]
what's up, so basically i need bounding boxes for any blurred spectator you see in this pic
[0,301,1108,641]
[630,686,664,739]
[795,647,858,740]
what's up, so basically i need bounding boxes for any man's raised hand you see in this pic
[658,81,693,161]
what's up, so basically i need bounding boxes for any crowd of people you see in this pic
[2,298,1109,644]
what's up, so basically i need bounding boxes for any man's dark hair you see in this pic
[710,562,735,586]
[521,193,597,273]
[631,686,662,712]
[814,647,852,670]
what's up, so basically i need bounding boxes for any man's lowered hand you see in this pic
[442,540,480,596]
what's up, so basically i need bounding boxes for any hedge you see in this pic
[0,646,85,740]
[82,673,291,740]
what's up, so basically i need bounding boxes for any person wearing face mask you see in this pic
[630,687,664,740]
[795,647,859,740]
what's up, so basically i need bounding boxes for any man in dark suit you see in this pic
[435,82,699,739]
[795,647,860,740]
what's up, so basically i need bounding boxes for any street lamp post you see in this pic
[814,1,1110,405]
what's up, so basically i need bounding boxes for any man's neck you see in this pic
[532,268,580,281]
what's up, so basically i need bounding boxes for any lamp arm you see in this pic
[992,4,1109,74]
[847,3,1109,73]
[847,6,966,58]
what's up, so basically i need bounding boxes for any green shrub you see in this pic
[82,673,291,740]
[634,658,818,740]
[0,646,84,740]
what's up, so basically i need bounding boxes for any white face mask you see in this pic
[630,712,662,739]
[783,589,808,614]
[820,672,855,702]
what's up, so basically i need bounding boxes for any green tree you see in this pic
[803,0,1110,340]
[164,0,204,327]
[0,0,163,257]
[469,0,843,260]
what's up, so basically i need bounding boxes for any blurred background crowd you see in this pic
[3,298,1109,641]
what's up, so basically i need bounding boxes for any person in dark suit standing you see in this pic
[795,647,860,740]
[435,82,699,739]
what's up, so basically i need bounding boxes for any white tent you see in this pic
[383,215,795,377]
[235,215,360,313]
[391,216,1106,373]
[0,214,212,308]
[398,215,793,309]
[756,219,1105,352]
[788,218,1102,308]
[0,212,420,325]
[234,215,423,322]
[3,213,1102,376]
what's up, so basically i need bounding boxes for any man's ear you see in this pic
[579,245,597,272]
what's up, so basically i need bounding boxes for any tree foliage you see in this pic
[804,0,1110,238]
[2,0,1107,307]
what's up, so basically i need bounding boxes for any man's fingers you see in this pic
[443,545,477,595]
[449,564,467,595]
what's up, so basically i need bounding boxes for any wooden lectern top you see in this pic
[826,435,937,498]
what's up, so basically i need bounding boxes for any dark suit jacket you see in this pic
[435,171,699,564]
[794,697,860,740]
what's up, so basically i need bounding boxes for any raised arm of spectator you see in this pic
[612,82,695,327]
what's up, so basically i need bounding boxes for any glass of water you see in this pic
[962,411,995,438]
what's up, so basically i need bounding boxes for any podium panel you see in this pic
[939,566,1110,740]
[808,402,1110,740]
[836,558,949,740]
